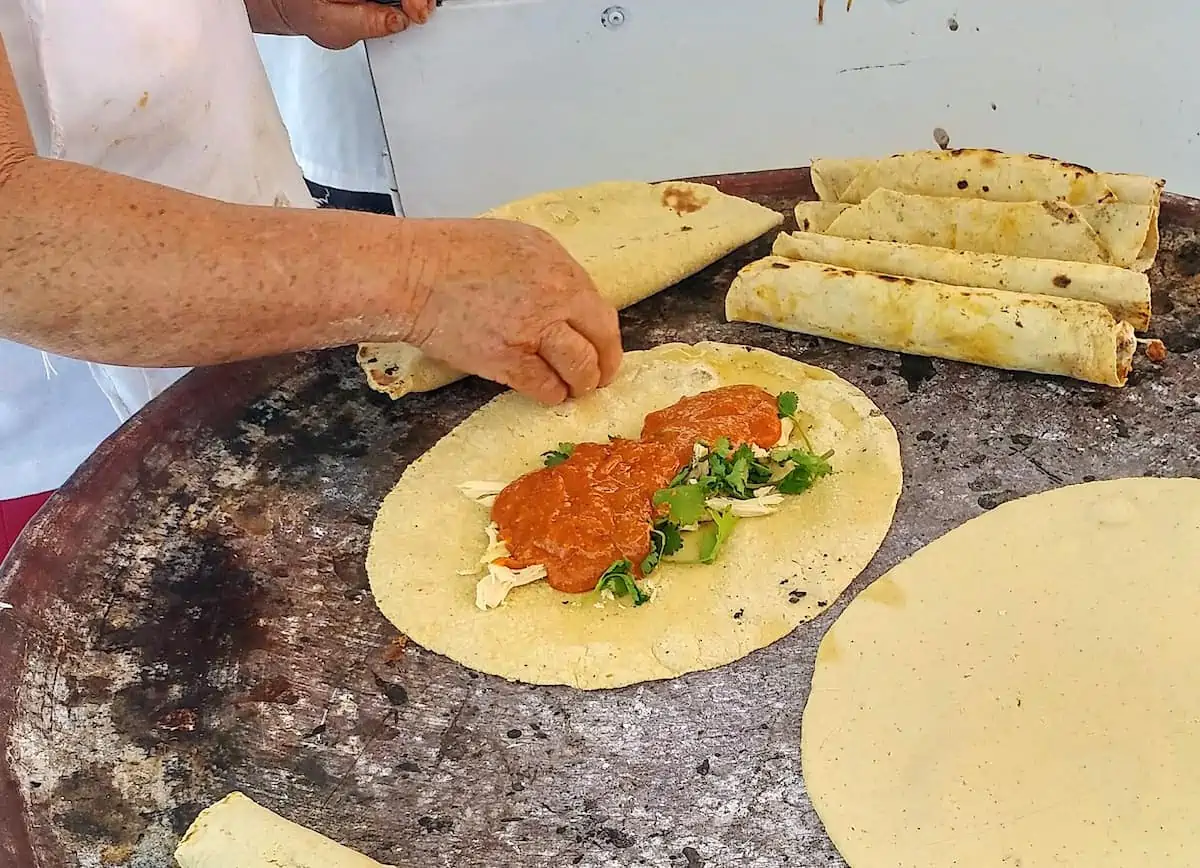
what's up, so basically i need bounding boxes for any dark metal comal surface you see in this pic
[1,169,1198,868]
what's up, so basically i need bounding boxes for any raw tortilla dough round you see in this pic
[802,477,1200,867]
[367,342,901,689]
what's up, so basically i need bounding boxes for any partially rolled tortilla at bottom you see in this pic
[726,257,1135,387]
[772,231,1152,329]
[175,792,390,868]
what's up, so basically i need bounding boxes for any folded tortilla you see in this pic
[819,189,1156,271]
[772,231,1151,329]
[367,342,901,689]
[726,257,1136,387]
[357,181,783,399]
[811,149,1164,207]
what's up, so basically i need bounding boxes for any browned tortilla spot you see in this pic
[661,185,710,215]
[1042,201,1078,222]
[771,262,792,269]
[1053,275,1072,289]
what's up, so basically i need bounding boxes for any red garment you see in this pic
[0,491,53,562]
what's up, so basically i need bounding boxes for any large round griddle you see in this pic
[1,169,1198,868]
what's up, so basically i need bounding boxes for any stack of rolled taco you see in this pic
[726,149,1165,387]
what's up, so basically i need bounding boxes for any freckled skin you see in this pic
[0,24,620,405]
[493,386,782,593]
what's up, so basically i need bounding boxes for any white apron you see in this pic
[255,36,394,195]
[0,0,314,500]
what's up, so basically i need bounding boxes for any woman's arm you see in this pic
[0,35,620,402]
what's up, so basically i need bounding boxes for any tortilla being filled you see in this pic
[802,478,1200,868]
[726,257,1136,386]
[811,149,1164,207]
[819,189,1156,271]
[357,181,783,399]
[367,342,901,689]
[772,232,1151,329]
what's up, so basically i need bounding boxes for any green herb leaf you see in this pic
[653,483,708,526]
[642,520,684,575]
[542,442,576,467]
[775,449,834,495]
[777,391,799,419]
[595,559,649,606]
[698,507,740,564]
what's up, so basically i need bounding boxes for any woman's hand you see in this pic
[246,0,435,49]
[399,219,624,405]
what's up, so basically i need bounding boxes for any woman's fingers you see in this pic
[566,295,623,387]
[539,321,601,398]
[400,0,435,25]
[503,353,570,405]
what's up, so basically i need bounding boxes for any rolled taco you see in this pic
[357,181,783,399]
[820,189,1156,271]
[725,256,1136,387]
[772,231,1151,329]
[812,149,1164,207]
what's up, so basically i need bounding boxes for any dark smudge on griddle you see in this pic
[898,355,937,392]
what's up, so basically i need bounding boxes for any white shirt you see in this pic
[0,0,314,500]
[255,36,394,195]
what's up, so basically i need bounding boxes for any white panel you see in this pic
[367,0,1200,217]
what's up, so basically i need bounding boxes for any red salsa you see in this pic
[491,386,781,593]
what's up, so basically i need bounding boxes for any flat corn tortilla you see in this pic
[772,231,1152,329]
[367,342,901,690]
[802,478,1200,868]
[726,257,1136,387]
[357,182,783,399]
[811,149,1164,207]
[821,189,1156,271]
[176,792,388,868]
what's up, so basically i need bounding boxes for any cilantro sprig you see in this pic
[776,391,815,453]
[595,559,650,605]
[541,442,575,467]
[590,391,833,605]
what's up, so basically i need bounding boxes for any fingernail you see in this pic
[387,11,409,32]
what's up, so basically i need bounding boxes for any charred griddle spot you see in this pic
[52,766,140,844]
[374,674,409,706]
[1176,240,1200,277]
[898,355,937,392]
[103,534,267,748]
[243,674,301,705]
[660,185,709,215]
[1053,274,1072,288]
